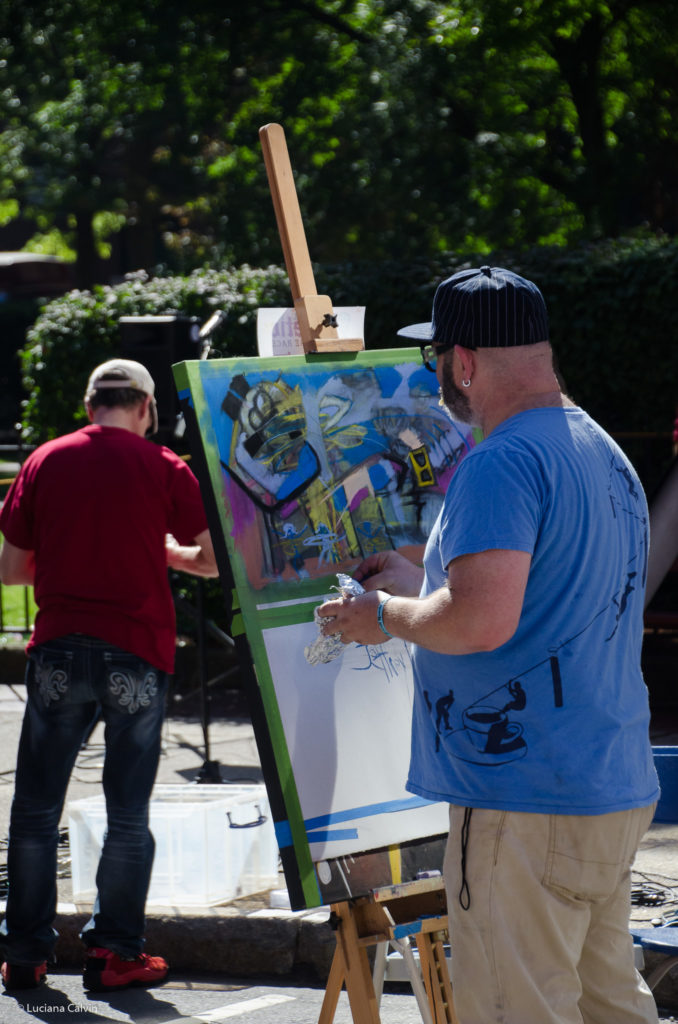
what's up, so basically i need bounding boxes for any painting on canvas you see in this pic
[174,350,476,908]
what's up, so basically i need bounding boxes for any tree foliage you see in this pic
[1,1,677,284]
[0,0,227,283]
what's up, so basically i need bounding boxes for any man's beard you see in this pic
[439,358,475,424]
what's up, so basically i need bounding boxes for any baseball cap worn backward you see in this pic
[397,266,549,349]
[85,358,158,434]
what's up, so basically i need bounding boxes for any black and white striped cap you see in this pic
[397,266,549,349]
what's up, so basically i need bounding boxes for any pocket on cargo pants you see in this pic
[543,807,654,904]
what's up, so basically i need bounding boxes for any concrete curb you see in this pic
[45,904,337,980]
[40,902,678,1011]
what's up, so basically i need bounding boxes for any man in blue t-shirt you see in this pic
[318,267,659,1024]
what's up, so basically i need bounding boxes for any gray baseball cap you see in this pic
[85,358,158,435]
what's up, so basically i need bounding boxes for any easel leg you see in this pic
[372,941,388,1005]
[391,937,435,1024]
[318,944,348,1024]
[318,902,382,1024]
[414,932,459,1024]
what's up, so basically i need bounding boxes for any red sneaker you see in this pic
[83,946,168,991]
[1,960,47,990]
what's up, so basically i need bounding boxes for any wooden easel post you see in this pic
[259,122,363,354]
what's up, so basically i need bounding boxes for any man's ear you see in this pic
[141,394,155,435]
[85,401,94,423]
[454,345,476,380]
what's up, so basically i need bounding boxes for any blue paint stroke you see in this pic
[274,796,440,850]
[304,794,436,833]
[306,828,360,843]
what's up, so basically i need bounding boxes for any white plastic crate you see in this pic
[67,784,279,907]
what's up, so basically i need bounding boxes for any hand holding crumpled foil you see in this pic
[304,573,365,665]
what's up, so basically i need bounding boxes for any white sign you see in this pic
[257,307,366,357]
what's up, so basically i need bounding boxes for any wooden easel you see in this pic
[259,122,457,1024]
[319,877,458,1024]
[259,122,363,353]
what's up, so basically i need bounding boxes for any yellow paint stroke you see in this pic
[388,845,402,885]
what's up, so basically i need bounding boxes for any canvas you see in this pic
[174,350,477,908]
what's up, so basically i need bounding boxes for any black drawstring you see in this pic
[459,806,473,910]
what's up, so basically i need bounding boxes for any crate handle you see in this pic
[227,805,267,829]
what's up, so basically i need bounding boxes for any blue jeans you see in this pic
[0,634,168,965]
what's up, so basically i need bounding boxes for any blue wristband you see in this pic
[377,596,394,638]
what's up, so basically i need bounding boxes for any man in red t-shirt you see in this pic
[0,359,217,993]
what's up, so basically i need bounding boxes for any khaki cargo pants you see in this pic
[443,803,658,1024]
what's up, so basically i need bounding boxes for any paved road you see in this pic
[1,974,677,1024]
[0,973,440,1024]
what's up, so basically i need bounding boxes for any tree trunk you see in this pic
[74,209,100,290]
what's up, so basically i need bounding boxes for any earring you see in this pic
[462,378,471,388]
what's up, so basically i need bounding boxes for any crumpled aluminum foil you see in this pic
[304,573,365,665]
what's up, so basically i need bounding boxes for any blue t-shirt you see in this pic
[407,407,659,814]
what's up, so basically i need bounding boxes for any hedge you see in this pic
[18,235,678,449]
[18,264,291,445]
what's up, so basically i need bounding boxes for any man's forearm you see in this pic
[181,547,217,576]
[166,543,218,577]
[318,549,531,654]
[166,529,218,578]
[323,587,509,655]
[0,542,36,585]
[378,587,511,655]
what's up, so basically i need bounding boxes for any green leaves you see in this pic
[1,0,677,282]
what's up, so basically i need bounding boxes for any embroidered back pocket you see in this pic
[29,647,73,708]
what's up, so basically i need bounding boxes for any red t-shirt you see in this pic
[0,424,209,672]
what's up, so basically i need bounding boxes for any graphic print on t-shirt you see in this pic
[424,678,528,765]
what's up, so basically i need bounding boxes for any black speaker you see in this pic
[119,315,201,442]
